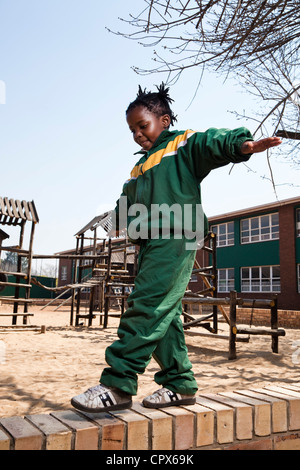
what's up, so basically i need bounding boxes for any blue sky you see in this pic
[0,0,299,262]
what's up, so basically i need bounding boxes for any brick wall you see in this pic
[234,308,300,329]
[1,383,300,451]
[184,304,300,329]
[279,205,298,310]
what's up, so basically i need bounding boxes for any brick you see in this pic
[280,384,300,393]
[291,383,300,390]
[0,416,43,450]
[132,403,173,450]
[50,410,99,450]
[0,427,11,450]
[226,439,273,450]
[254,387,300,431]
[110,408,149,450]
[235,389,287,433]
[202,393,253,441]
[274,433,300,450]
[160,406,194,450]
[183,403,214,447]
[2,382,300,452]
[220,391,271,437]
[77,410,125,450]
[197,396,234,444]
[264,385,300,399]
[25,414,72,450]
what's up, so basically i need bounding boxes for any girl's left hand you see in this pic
[241,137,282,154]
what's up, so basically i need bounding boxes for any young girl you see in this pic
[71,84,281,412]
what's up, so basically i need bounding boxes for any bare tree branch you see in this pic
[109,0,300,166]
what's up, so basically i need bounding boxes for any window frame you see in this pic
[241,212,279,244]
[296,208,300,237]
[61,265,68,281]
[241,265,281,293]
[217,268,235,292]
[83,251,93,266]
[211,221,235,247]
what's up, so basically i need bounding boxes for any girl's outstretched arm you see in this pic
[241,136,282,155]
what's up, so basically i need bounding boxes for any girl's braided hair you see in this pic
[126,83,177,126]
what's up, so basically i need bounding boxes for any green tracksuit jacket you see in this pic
[100,127,253,396]
[114,127,253,242]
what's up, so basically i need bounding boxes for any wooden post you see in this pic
[98,239,106,326]
[229,290,237,360]
[88,228,98,327]
[12,221,26,324]
[121,239,127,315]
[271,296,279,353]
[211,232,218,333]
[75,235,84,326]
[70,237,80,326]
[103,239,112,329]
[23,220,36,324]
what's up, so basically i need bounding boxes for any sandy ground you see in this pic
[0,303,299,418]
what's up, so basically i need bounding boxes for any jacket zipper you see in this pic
[136,154,147,204]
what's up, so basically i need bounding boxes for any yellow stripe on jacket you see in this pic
[127,130,196,182]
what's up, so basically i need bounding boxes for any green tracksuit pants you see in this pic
[100,236,198,396]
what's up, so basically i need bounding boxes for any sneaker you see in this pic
[142,387,196,409]
[71,384,132,413]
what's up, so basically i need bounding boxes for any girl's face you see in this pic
[127,106,171,151]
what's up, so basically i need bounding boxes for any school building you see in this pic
[56,196,300,312]
[200,195,300,311]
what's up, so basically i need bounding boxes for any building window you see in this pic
[298,264,300,293]
[297,209,300,237]
[241,266,281,292]
[211,222,234,247]
[218,268,235,292]
[61,266,67,281]
[83,251,93,265]
[241,213,279,244]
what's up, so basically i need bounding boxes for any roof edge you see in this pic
[208,195,300,222]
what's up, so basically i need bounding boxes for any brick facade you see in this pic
[278,203,298,309]
[207,196,300,312]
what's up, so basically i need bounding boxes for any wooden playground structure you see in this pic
[0,197,41,331]
[181,231,285,359]
[33,212,139,328]
[0,202,285,359]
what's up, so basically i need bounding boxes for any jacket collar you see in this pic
[134,129,177,156]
